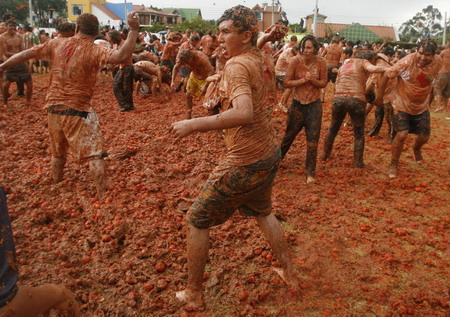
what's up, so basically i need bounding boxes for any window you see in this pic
[255,11,262,21]
[71,4,83,16]
[167,17,173,24]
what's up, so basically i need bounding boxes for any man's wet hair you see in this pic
[190,34,200,42]
[290,35,297,42]
[25,26,33,32]
[76,13,99,36]
[122,28,129,36]
[95,35,106,40]
[298,35,320,54]
[217,5,259,46]
[383,46,395,56]
[331,35,339,44]
[418,39,437,55]
[358,50,376,61]
[5,20,18,26]
[179,49,193,62]
[57,22,75,33]
[108,30,121,44]
[343,47,353,56]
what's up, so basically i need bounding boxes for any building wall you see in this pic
[262,11,280,31]
[67,0,106,22]
[91,6,121,29]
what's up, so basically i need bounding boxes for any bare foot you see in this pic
[306,176,315,184]
[388,164,398,178]
[272,267,300,291]
[175,289,204,311]
[413,148,423,164]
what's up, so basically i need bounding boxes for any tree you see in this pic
[399,5,443,43]
[32,0,67,25]
[172,17,217,34]
[0,0,29,23]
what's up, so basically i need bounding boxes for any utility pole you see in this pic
[124,0,128,26]
[443,11,447,46]
[28,0,33,25]
[272,0,275,24]
[313,0,318,36]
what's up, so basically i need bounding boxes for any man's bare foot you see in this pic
[272,267,300,291]
[388,164,398,178]
[413,148,423,164]
[306,176,315,184]
[175,289,204,311]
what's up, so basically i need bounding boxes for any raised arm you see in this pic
[108,12,140,64]
[0,48,36,75]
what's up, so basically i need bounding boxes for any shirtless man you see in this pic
[0,20,32,106]
[200,30,215,64]
[321,35,342,99]
[171,49,214,119]
[109,30,135,112]
[170,5,298,310]
[433,42,450,113]
[160,33,182,77]
[376,40,442,178]
[134,60,168,99]
[0,12,140,196]
[174,34,201,92]
[275,46,298,110]
[0,186,80,317]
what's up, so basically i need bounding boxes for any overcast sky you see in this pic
[114,0,449,28]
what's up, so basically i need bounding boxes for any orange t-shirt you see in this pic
[335,58,371,102]
[33,36,113,111]
[287,55,327,104]
[219,48,276,166]
[324,43,342,67]
[388,52,442,115]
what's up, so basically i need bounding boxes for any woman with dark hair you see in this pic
[322,50,387,168]
[280,35,327,183]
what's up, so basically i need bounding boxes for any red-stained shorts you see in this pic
[189,148,281,229]
[47,106,104,161]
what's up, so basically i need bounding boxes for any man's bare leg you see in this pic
[412,135,429,164]
[433,95,445,112]
[176,223,209,309]
[89,158,106,197]
[256,213,299,289]
[389,130,408,178]
[0,284,80,317]
[186,93,193,119]
[3,81,11,106]
[51,156,66,183]
[25,81,32,106]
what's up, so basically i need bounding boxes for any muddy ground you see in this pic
[0,73,449,316]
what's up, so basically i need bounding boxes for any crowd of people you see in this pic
[0,4,449,313]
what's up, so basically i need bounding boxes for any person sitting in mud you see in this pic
[0,12,140,197]
[376,39,442,178]
[0,20,33,106]
[0,186,80,316]
[170,5,299,311]
[171,49,214,119]
[322,49,387,168]
[134,59,168,99]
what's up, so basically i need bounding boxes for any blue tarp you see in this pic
[103,3,133,20]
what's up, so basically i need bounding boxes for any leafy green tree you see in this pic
[172,17,217,33]
[288,23,306,34]
[399,5,443,43]
[32,0,67,22]
[0,1,29,23]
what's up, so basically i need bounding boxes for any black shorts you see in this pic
[327,65,338,83]
[3,63,31,83]
[395,110,430,136]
